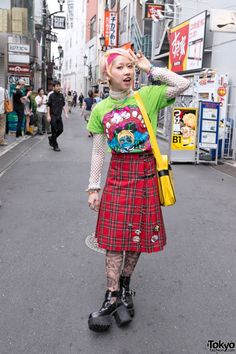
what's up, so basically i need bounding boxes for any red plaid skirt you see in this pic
[95,152,167,253]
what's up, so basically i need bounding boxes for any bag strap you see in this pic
[134,91,165,171]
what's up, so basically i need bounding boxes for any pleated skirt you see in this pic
[95,152,167,253]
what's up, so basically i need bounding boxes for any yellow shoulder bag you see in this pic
[134,91,176,207]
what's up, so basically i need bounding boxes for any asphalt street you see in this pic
[0,107,235,354]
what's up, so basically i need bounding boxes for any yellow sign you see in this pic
[171,107,198,150]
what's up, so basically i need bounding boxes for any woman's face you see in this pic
[108,56,134,91]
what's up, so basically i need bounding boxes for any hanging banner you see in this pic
[199,101,220,149]
[168,11,206,73]
[171,107,198,151]
[104,10,118,47]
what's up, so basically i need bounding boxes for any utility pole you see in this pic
[41,0,65,91]
[41,0,47,91]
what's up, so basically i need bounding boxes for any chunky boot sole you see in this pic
[128,307,135,317]
[88,314,112,332]
[113,304,132,327]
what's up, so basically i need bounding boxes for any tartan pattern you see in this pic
[95,152,166,253]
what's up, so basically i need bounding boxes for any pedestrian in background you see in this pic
[24,87,33,135]
[78,93,84,108]
[47,80,68,152]
[86,48,190,332]
[66,91,73,113]
[35,88,50,135]
[82,89,96,137]
[73,91,77,107]
[12,79,31,137]
[0,85,8,146]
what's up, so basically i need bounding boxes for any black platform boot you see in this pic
[120,276,135,317]
[88,290,132,332]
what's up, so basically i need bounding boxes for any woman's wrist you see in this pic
[86,189,100,195]
[147,65,155,80]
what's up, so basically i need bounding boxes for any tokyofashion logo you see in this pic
[207,340,235,352]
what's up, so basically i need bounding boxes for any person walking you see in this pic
[73,91,77,107]
[12,79,30,137]
[0,85,8,146]
[82,90,95,137]
[78,93,84,108]
[66,91,73,113]
[86,48,190,332]
[47,81,68,152]
[35,88,50,135]
[24,87,33,135]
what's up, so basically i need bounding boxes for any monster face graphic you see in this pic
[103,106,151,153]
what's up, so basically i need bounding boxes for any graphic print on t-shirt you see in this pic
[102,105,151,153]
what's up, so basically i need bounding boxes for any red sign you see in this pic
[169,22,189,72]
[104,10,118,47]
[145,4,163,19]
[169,11,206,73]
[8,64,30,75]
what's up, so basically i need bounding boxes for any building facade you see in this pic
[61,0,86,95]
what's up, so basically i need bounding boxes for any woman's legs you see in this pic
[105,251,141,291]
[105,251,123,292]
[122,251,141,277]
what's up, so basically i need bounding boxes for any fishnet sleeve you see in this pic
[87,133,107,191]
[149,67,190,99]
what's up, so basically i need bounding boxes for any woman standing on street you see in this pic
[86,48,190,332]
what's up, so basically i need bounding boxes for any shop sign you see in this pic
[168,11,206,73]
[104,10,118,47]
[8,53,30,64]
[8,43,30,53]
[8,75,30,85]
[199,101,220,149]
[53,16,66,29]
[144,3,163,19]
[8,64,30,74]
[46,33,58,42]
[171,107,198,151]
[210,9,236,33]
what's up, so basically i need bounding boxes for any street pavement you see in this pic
[0,107,235,354]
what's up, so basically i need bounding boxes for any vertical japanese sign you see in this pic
[104,10,118,47]
[199,102,220,149]
[169,11,206,73]
[171,107,198,151]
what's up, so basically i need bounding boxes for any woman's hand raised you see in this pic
[128,49,151,74]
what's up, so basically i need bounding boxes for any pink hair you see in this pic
[100,48,134,80]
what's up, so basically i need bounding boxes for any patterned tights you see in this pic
[105,251,141,292]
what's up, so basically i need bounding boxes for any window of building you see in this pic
[120,6,127,33]
[70,38,72,48]
[90,15,96,39]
